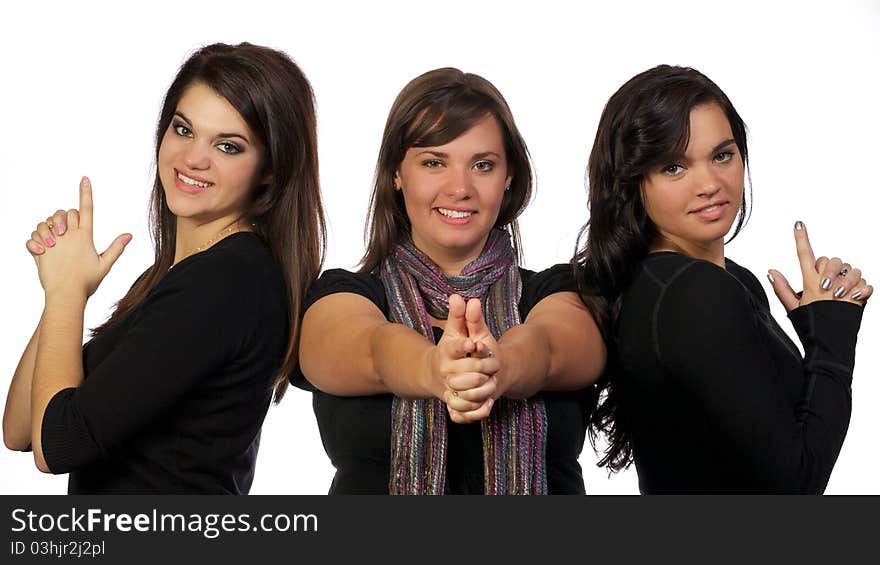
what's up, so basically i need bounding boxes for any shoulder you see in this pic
[306,268,387,313]
[519,263,578,313]
[154,233,284,311]
[170,233,278,284]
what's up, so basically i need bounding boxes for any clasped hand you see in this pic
[430,294,502,424]
[26,177,131,298]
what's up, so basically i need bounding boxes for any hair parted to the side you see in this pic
[360,67,533,273]
[92,42,326,403]
[574,64,751,471]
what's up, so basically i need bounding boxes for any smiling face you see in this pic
[158,82,267,225]
[641,103,745,260]
[395,113,512,274]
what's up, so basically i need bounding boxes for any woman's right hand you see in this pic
[431,294,500,423]
[26,209,73,256]
[768,221,872,312]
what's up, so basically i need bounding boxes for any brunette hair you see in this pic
[93,42,326,402]
[575,64,750,471]
[360,67,532,272]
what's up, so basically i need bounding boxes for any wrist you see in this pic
[423,345,446,399]
[44,286,88,309]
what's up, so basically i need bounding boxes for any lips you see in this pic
[174,168,213,195]
[689,201,728,221]
[435,207,476,225]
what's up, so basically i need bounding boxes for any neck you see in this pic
[173,214,248,264]
[412,235,491,277]
[650,235,725,268]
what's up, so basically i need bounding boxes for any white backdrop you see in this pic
[1,1,877,494]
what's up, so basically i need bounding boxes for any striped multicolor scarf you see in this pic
[380,229,548,495]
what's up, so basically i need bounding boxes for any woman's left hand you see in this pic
[27,177,131,297]
[444,298,503,423]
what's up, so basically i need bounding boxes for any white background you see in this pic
[1,1,877,494]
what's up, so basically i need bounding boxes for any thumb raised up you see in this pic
[767,269,800,313]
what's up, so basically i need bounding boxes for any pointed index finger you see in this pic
[465,298,489,339]
[443,294,467,337]
[79,176,93,231]
[793,221,815,276]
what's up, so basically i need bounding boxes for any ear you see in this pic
[393,171,403,191]
[504,173,513,192]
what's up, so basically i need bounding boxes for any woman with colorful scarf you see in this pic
[292,68,605,494]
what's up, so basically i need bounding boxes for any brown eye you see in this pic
[172,123,193,137]
[662,163,684,176]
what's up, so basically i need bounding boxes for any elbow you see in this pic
[34,457,52,474]
[33,449,52,474]
[2,421,30,452]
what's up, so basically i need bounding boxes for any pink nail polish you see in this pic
[46,237,55,246]
[123,235,132,245]
[35,244,44,253]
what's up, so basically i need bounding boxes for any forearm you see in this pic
[496,324,552,399]
[31,288,87,472]
[3,315,43,450]
[369,322,444,399]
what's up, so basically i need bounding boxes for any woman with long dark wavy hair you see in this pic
[577,64,871,493]
[294,68,605,494]
[2,43,326,493]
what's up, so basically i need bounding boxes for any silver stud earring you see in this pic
[504,184,511,192]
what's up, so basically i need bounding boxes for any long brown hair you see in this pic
[93,42,326,402]
[360,68,532,272]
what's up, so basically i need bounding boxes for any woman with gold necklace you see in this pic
[3,43,326,494]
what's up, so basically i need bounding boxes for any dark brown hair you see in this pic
[360,67,532,272]
[575,64,750,471]
[93,42,326,402]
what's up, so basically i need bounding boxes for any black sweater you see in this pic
[40,233,287,494]
[291,264,596,494]
[615,252,862,493]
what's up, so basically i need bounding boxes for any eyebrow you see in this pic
[173,111,251,144]
[415,150,503,160]
[711,138,737,153]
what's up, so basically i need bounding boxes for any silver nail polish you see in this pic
[834,286,845,298]
[821,278,831,290]
[766,273,775,284]
[852,291,863,300]
[794,221,805,230]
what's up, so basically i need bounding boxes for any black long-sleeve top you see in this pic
[615,252,862,493]
[39,233,288,494]
[291,264,597,494]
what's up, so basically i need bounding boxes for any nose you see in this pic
[184,141,211,170]
[445,165,475,200]
[695,165,722,199]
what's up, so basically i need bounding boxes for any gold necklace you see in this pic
[169,220,249,270]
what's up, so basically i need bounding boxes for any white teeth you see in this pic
[177,171,210,188]
[437,208,473,219]
[704,205,718,212]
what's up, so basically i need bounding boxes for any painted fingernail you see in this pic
[834,286,845,298]
[821,278,831,290]
[56,225,65,235]
[34,244,44,253]
[766,272,775,284]
[123,235,132,245]
[81,176,89,185]
[851,291,863,300]
[46,237,55,246]
[794,221,805,230]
